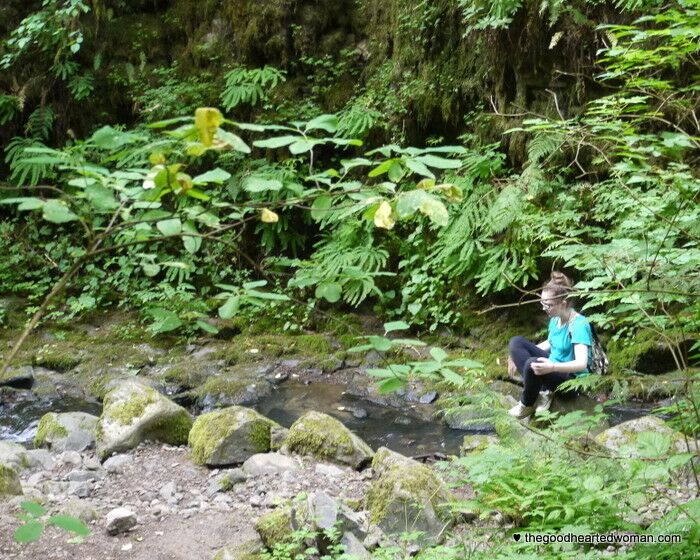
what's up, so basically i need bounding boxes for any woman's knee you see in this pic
[508,336,527,353]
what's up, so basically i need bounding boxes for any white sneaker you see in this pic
[535,391,554,414]
[508,402,535,419]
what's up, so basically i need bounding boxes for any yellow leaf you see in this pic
[176,172,193,193]
[261,208,279,223]
[194,107,223,147]
[437,183,463,202]
[374,200,395,230]
[149,152,166,165]
[416,178,436,190]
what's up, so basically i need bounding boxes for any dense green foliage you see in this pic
[0,1,698,556]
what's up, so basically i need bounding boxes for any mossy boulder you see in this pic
[593,415,687,457]
[0,441,29,471]
[284,411,374,469]
[34,412,99,452]
[195,374,272,409]
[96,379,193,460]
[460,434,499,456]
[366,447,456,545]
[188,406,281,466]
[254,506,295,549]
[0,463,22,499]
[212,536,263,560]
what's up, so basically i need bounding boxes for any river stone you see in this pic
[103,453,133,474]
[0,441,29,471]
[0,464,23,498]
[242,453,299,476]
[34,411,99,452]
[255,506,296,549]
[594,415,687,457]
[461,434,499,456]
[188,406,281,466]
[96,380,193,460]
[26,449,55,470]
[366,447,455,546]
[284,411,374,469]
[105,507,137,535]
[270,425,289,451]
[306,491,366,537]
[341,532,371,560]
[0,365,34,389]
[443,405,495,432]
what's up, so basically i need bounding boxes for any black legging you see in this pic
[508,336,576,407]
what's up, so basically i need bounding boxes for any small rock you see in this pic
[315,463,344,478]
[419,391,438,404]
[66,470,99,482]
[103,454,133,474]
[57,451,82,467]
[351,408,368,419]
[105,507,137,535]
[25,449,55,471]
[68,481,92,498]
[82,456,101,470]
[159,481,177,503]
[341,531,371,559]
[242,453,299,477]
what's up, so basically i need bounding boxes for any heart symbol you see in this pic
[513,533,521,542]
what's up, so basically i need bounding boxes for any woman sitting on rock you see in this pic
[507,271,592,419]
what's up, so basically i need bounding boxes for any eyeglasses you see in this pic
[540,300,558,311]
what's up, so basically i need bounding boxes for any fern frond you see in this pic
[25,106,54,141]
[221,66,286,111]
[527,131,563,164]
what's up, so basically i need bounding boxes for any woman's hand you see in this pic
[507,355,517,377]
[531,358,556,376]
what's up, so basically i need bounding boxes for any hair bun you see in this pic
[549,271,573,288]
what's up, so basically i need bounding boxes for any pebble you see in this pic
[105,507,137,535]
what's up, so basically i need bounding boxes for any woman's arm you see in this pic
[531,344,588,375]
[536,340,551,352]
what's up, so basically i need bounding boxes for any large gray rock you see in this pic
[212,537,264,560]
[594,415,688,457]
[242,453,299,476]
[96,380,193,460]
[284,411,374,469]
[0,441,29,471]
[366,448,455,546]
[188,406,281,466]
[34,411,99,452]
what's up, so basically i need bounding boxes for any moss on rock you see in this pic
[0,464,22,498]
[96,380,193,459]
[366,447,455,545]
[188,406,279,466]
[254,506,295,549]
[285,411,373,469]
[33,343,82,371]
[34,413,68,447]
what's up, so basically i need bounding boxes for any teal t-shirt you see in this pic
[547,313,593,375]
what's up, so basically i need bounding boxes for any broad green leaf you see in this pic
[196,320,219,334]
[156,218,182,236]
[0,197,44,211]
[289,139,317,154]
[368,159,396,178]
[430,347,449,362]
[219,296,240,319]
[315,282,342,303]
[378,377,406,394]
[42,200,78,223]
[414,154,463,169]
[405,158,435,179]
[90,125,139,150]
[46,515,90,536]
[215,129,251,153]
[253,135,301,149]
[142,263,160,277]
[14,521,44,543]
[193,168,231,184]
[182,221,201,254]
[311,195,333,221]
[383,321,410,333]
[441,368,465,386]
[85,184,118,210]
[368,335,392,352]
[21,501,47,517]
[305,114,339,133]
[243,176,283,192]
[387,161,405,182]
[146,116,193,129]
[418,195,449,226]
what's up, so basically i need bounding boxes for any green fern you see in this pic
[221,66,286,111]
[527,130,563,164]
[337,103,381,138]
[4,137,59,186]
[25,106,54,141]
[0,95,20,125]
